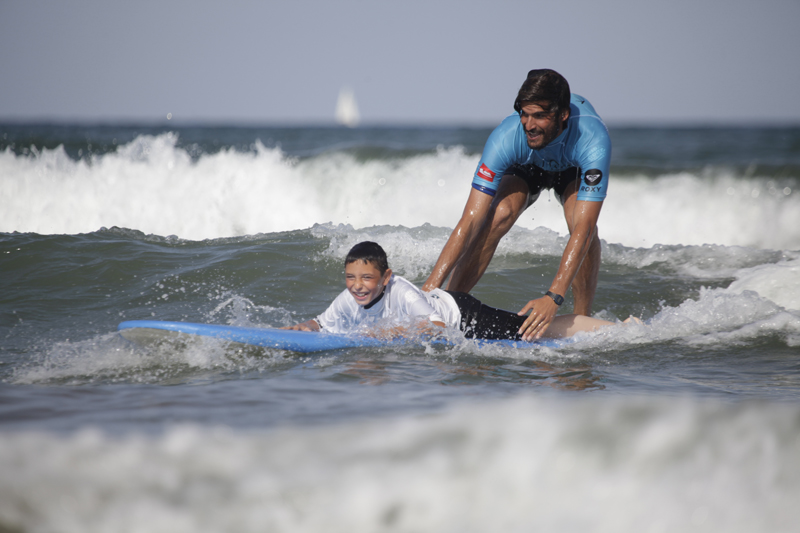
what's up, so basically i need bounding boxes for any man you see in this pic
[421,69,611,341]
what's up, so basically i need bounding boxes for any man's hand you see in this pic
[517,296,560,341]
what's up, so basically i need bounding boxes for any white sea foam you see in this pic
[3,134,799,249]
[0,395,797,533]
[310,222,800,287]
[11,329,293,386]
[726,257,800,311]
[602,241,791,278]
[600,172,800,250]
[557,261,800,354]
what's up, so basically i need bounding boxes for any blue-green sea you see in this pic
[2,123,800,532]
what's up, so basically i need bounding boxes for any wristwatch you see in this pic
[545,291,564,306]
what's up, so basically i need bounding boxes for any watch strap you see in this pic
[545,291,564,306]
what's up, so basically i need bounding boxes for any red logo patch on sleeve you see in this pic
[477,164,496,182]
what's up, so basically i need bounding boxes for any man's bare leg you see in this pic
[543,312,641,339]
[447,176,530,292]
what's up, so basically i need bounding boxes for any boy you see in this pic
[285,241,622,340]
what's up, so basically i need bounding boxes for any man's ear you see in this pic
[382,268,393,286]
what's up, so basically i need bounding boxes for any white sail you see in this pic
[335,87,360,127]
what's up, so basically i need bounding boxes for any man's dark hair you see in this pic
[513,69,571,116]
[345,241,389,274]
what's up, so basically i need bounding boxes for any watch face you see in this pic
[546,291,564,305]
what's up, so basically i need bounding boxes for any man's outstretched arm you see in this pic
[422,188,493,292]
[517,199,604,341]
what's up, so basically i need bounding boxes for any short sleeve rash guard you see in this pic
[315,276,461,334]
[471,94,611,202]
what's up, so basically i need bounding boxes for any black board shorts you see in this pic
[445,290,526,341]
[506,163,581,206]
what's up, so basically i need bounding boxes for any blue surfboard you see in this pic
[118,320,562,353]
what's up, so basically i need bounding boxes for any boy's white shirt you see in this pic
[315,275,461,334]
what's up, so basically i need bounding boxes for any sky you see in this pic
[1,0,799,126]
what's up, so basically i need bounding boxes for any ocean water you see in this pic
[2,122,800,532]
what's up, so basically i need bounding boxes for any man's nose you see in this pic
[521,117,532,130]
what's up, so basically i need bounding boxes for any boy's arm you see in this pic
[283,289,350,332]
[281,319,320,332]
[282,318,445,337]
[365,319,446,340]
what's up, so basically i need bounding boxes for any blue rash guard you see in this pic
[471,93,611,202]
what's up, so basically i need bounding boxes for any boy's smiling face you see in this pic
[345,260,392,307]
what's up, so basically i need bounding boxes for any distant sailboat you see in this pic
[335,87,360,128]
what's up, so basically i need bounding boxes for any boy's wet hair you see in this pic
[345,241,389,274]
